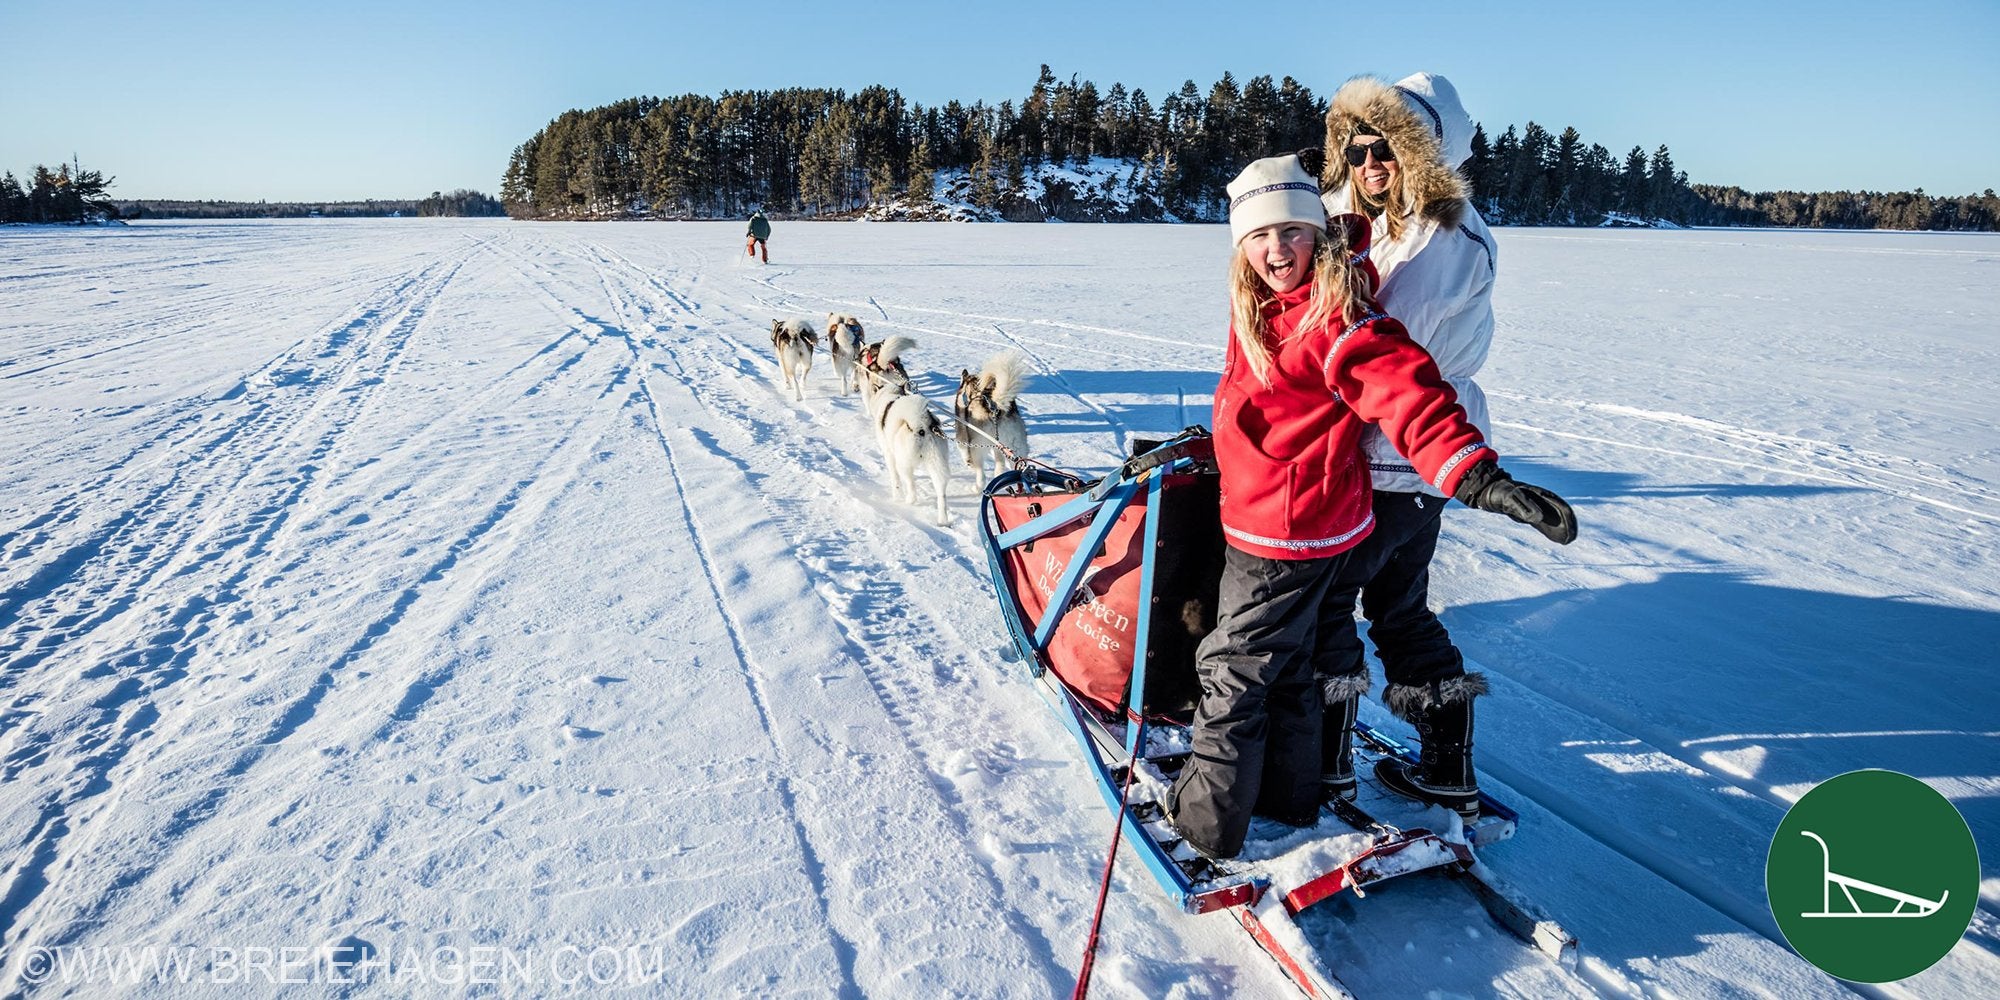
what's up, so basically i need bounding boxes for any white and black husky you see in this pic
[856,335,915,411]
[955,350,1031,480]
[769,318,818,401]
[864,359,951,525]
[824,312,865,395]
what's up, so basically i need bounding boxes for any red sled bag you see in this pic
[979,431,1222,721]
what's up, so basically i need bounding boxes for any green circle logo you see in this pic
[1767,769,1978,982]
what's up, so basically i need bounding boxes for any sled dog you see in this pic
[857,335,915,411]
[955,350,1031,480]
[825,313,865,395]
[769,318,818,401]
[866,373,951,526]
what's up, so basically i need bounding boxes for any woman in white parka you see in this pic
[1307,72,1571,821]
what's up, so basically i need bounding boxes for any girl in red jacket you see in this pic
[1168,154,1575,859]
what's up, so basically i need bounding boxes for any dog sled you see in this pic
[1799,831,1949,919]
[977,428,1578,998]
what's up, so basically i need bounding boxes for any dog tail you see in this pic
[876,335,916,366]
[984,350,1030,410]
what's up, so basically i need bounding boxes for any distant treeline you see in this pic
[121,199,415,219]
[120,189,503,220]
[1687,184,2000,231]
[1,162,117,224]
[502,65,1994,231]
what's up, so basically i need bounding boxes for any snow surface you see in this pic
[1,219,1996,998]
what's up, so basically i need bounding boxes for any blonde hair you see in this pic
[1228,222,1377,385]
[1345,135,1413,244]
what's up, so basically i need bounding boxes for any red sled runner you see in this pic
[978,428,1578,998]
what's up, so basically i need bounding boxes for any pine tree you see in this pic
[1619,145,1650,219]
[1203,72,1241,208]
[1277,76,1322,152]
[800,104,857,213]
[1099,83,1130,159]
[1156,149,1182,219]
[1551,126,1583,224]
[1131,152,1159,219]
[0,171,24,223]
[868,160,897,207]
[1579,143,1615,224]
[970,119,1001,211]
[1506,123,1552,224]
[1070,79,1100,167]
[1487,126,1518,221]
[1466,124,1494,209]
[1239,74,1280,166]
[1647,145,1680,223]
[1128,88,1155,158]
[905,137,935,203]
[1021,65,1055,165]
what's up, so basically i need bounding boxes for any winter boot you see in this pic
[1319,672,1370,804]
[1374,674,1486,821]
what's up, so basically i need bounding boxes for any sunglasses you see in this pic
[1344,139,1395,167]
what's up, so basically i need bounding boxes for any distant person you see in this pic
[1301,72,1521,820]
[746,209,771,263]
[1166,154,1575,860]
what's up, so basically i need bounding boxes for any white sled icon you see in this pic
[1800,831,1949,918]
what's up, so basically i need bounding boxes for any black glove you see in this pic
[1294,146,1327,179]
[1452,460,1578,545]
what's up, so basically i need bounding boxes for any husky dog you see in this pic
[865,372,951,526]
[857,335,915,411]
[955,350,1031,480]
[769,319,818,401]
[824,312,865,395]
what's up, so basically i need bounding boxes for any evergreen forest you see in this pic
[499,65,1996,231]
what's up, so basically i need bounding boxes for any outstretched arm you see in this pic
[1325,316,1576,544]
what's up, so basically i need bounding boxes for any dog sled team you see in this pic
[767,313,1030,526]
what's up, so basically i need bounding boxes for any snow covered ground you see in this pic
[0,219,1995,998]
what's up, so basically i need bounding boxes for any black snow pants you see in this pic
[1169,544,1346,859]
[1313,490,1464,696]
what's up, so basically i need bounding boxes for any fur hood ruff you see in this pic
[1322,73,1474,229]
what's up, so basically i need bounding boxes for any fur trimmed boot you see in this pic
[1374,673,1486,821]
[1319,671,1370,803]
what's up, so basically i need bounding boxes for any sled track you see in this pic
[577,244,1077,996]
[0,245,478,970]
[631,370,867,1000]
[1492,392,2000,526]
[0,263,392,384]
[0,233,665,981]
[0,238,499,589]
[56,325,633,963]
[0,246,477,687]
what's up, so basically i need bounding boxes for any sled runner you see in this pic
[978,428,1577,998]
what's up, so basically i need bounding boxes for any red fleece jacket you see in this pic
[1213,280,1495,561]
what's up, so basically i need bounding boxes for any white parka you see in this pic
[1322,73,1497,498]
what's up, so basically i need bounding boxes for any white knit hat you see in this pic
[1226,154,1326,245]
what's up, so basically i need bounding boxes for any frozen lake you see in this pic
[1,219,1996,997]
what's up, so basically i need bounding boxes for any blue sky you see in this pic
[4,0,1995,200]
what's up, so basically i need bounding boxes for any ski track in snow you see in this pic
[0,220,1994,998]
